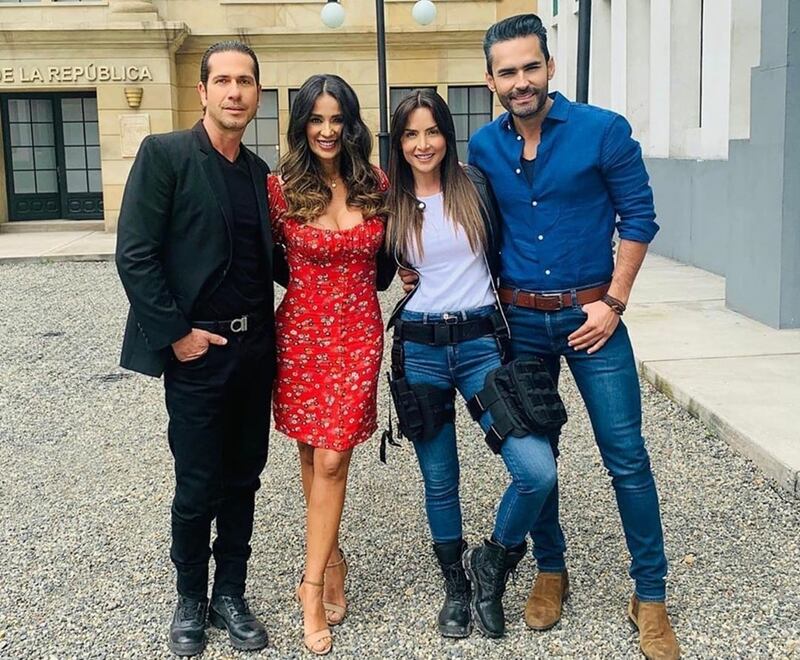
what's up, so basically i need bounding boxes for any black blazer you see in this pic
[115,121,275,377]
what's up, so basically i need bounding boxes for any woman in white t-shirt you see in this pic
[384,89,559,640]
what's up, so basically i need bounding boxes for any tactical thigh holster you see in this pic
[387,373,455,443]
[466,356,567,454]
[380,335,456,462]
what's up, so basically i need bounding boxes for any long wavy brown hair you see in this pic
[386,89,486,259]
[280,74,385,222]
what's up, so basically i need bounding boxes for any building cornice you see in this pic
[0,22,189,53]
[0,22,482,53]
[180,27,485,52]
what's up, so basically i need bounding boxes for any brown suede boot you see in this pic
[524,569,569,630]
[628,595,681,660]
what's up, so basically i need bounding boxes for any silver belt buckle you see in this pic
[229,315,248,333]
[442,312,459,325]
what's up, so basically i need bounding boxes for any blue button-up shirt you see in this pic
[468,92,658,291]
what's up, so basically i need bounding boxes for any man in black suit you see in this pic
[116,41,275,655]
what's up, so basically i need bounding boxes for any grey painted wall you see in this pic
[646,0,799,328]
[645,158,728,277]
[779,0,800,329]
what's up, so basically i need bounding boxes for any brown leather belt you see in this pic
[498,283,610,311]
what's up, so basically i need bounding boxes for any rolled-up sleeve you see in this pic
[601,115,659,243]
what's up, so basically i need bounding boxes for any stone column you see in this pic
[726,0,799,328]
[648,0,670,157]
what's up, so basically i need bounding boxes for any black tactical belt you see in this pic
[392,314,498,346]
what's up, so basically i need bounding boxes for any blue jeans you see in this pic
[399,306,557,548]
[505,302,668,602]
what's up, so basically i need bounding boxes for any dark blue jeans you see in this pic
[505,302,668,602]
[400,306,557,548]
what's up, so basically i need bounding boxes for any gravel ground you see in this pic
[0,261,798,660]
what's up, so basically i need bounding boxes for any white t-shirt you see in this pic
[404,192,495,313]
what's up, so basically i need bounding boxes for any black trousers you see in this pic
[163,323,274,599]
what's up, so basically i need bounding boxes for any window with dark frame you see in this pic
[288,88,299,112]
[6,98,58,197]
[62,96,101,194]
[390,87,437,117]
[242,89,279,170]
[447,86,492,162]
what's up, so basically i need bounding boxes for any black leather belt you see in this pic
[193,312,266,334]
[392,314,498,346]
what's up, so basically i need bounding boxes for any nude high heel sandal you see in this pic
[323,548,348,625]
[296,577,333,656]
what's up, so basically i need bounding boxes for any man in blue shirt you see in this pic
[468,14,679,660]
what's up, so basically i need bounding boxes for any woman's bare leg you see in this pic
[298,443,343,562]
[298,443,315,504]
[299,444,346,618]
[298,445,353,641]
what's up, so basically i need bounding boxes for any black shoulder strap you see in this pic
[390,331,405,378]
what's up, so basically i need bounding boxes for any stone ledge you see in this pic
[0,252,114,264]
[638,358,800,497]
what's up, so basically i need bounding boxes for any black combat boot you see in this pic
[463,538,526,638]
[168,595,208,656]
[433,539,472,638]
[209,595,269,651]
[505,541,527,576]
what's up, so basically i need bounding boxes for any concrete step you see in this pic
[0,220,105,234]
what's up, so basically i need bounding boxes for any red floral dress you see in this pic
[267,174,387,451]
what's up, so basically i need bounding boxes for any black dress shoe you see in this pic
[209,595,269,651]
[168,596,208,657]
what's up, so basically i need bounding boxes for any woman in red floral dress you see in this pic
[266,74,392,655]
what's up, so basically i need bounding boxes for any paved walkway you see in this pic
[1,229,798,497]
[630,254,800,496]
[0,228,115,262]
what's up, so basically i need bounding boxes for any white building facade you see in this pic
[538,0,799,329]
[542,0,761,159]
